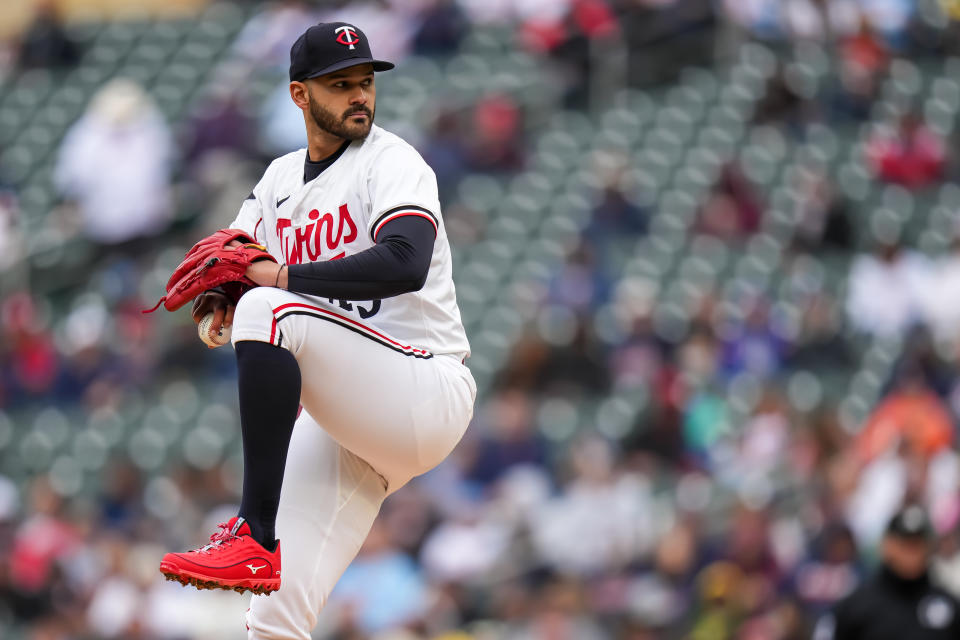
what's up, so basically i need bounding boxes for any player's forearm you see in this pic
[277,215,435,300]
[285,249,422,299]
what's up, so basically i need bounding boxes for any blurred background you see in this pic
[2,0,960,638]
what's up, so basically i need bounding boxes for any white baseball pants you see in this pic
[229,288,476,639]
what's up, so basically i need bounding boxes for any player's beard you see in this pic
[309,97,374,141]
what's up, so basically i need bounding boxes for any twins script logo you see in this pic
[276,203,358,265]
[335,26,360,50]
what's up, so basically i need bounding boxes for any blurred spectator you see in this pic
[465,94,525,173]
[682,385,729,463]
[792,523,863,615]
[5,478,82,625]
[938,1,960,56]
[585,179,648,253]
[421,109,470,202]
[688,560,748,639]
[231,0,320,71]
[783,0,862,41]
[1,293,60,406]
[17,0,78,70]
[318,0,417,64]
[98,462,145,535]
[860,0,915,48]
[619,0,716,88]
[831,18,889,121]
[736,391,792,476]
[529,435,658,575]
[50,291,137,406]
[697,163,763,239]
[520,0,619,107]
[546,242,610,313]
[867,113,947,189]
[944,0,960,21]
[890,330,955,397]
[183,88,258,168]
[791,171,854,253]
[54,79,174,247]
[258,80,308,157]
[721,505,782,598]
[328,519,430,634]
[536,317,611,395]
[456,0,516,25]
[846,233,933,336]
[788,293,853,371]
[754,64,815,131]
[720,0,784,40]
[466,389,548,485]
[846,369,959,547]
[84,538,141,638]
[723,0,913,47]
[609,313,664,390]
[411,0,470,55]
[504,574,608,639]
[628,521,698,633]
[856,371,954,464]
[719,300,788,379]
[516,0,585,56]
[419,504,512,584]
[818,506,960,639]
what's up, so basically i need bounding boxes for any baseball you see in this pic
[198,312,231,348]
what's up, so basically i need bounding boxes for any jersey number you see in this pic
[330,298,381,319]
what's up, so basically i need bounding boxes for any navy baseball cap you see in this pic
[289,22,394,82]
[886,505,932,540]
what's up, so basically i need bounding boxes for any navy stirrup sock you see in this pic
[234,340,301,550]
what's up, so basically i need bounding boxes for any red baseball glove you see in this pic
[145,229,277,313]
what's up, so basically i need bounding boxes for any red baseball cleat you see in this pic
[159,517,281,595]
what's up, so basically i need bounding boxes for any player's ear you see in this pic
[289,81,310,111]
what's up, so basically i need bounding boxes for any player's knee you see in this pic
[233,287,276,328]
[230,287,286,349]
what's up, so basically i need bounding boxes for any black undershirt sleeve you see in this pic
[285,215,436,300]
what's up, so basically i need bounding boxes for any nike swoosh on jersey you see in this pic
[276,195,291,208]
[246,564,267,574]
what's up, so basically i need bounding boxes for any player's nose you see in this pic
[349,87,367,105]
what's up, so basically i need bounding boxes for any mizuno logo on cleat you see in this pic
[247,564,267,574]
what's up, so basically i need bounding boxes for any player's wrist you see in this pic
[274,265,288,290]
[246,261,282,288]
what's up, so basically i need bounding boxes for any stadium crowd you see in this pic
[2,1,960,639]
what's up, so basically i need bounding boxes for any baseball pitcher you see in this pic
[154,22,475,639]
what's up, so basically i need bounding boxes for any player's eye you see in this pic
[361,79,372,87]
[333,82,346,88]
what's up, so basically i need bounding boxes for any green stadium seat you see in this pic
[182,426,226,470]
[128,426,168,471]
[931,77,960,111]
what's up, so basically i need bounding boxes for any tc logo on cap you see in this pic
[335,25,360,49]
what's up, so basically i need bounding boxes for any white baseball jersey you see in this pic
[230,124,469,359]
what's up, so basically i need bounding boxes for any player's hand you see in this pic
[191,290,235,335]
